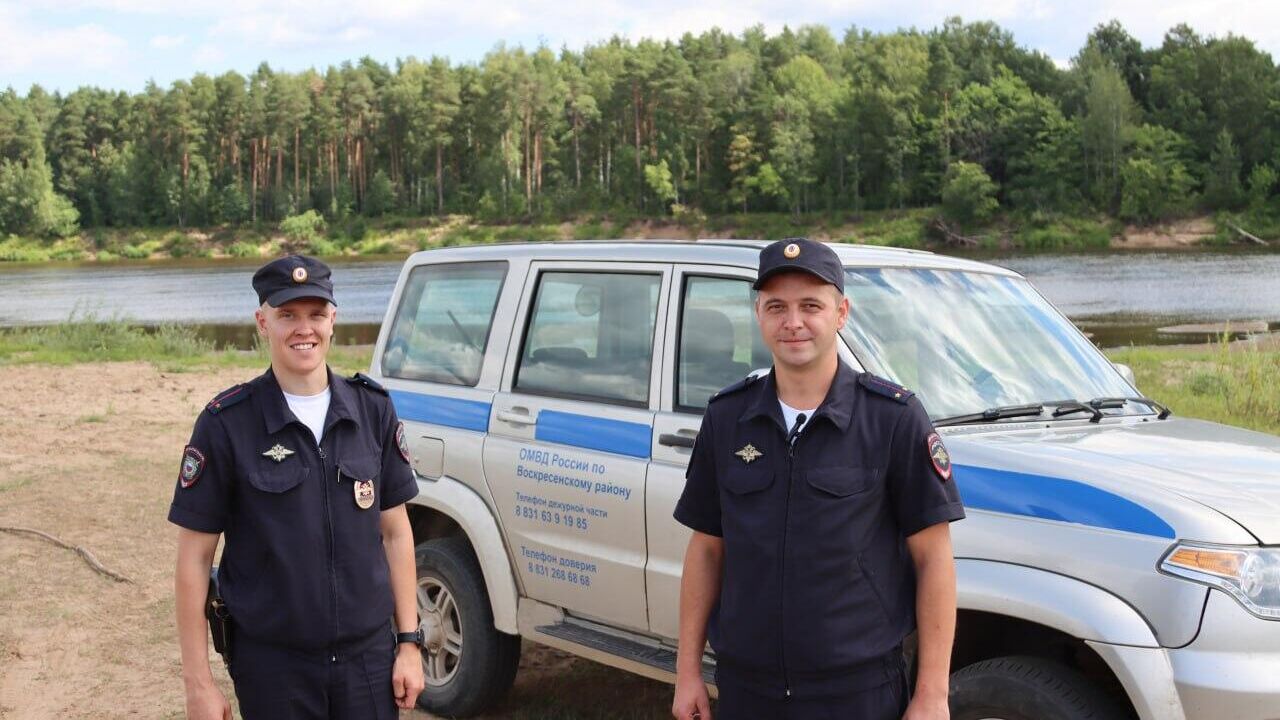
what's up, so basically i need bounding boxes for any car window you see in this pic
[677,275,771,411]
[380,261,506,386]
[515,271,661,406]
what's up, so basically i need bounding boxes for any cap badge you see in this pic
[262,444,295,463]
[735,443,763,464]
[354,480,375,509]
[292,266,308,283]
[783,243,800,259]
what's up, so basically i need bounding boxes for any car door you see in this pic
[484,261,670,633]
[375,260,514,505]
[646,265,768,639]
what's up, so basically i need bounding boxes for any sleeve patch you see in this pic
[927,432,952,482]
[179,446,206,488]
[395,421,410,464]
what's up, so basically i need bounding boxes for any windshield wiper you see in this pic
[1047,399,1116,423]
[934,403,1044,428]
[1086,396,1173,419]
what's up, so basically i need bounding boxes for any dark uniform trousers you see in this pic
[715,648,910,720]
[229,625,397,720]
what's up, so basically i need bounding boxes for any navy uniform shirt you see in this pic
[168,367,418,651]
[674,362,965,696]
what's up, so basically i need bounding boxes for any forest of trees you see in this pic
[2,18,1279,240]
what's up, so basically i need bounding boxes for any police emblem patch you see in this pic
[179,446,205,488]
[735,444,763,464]
[927,432,952,482]
[354,480,375,510]
[395,421,410,464]
[262,444,295,463]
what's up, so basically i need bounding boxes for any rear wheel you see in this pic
[413,536,520,717]
[949,656,1126,720]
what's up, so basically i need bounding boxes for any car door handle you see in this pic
[659,433,696,448]
[497,410,536,426]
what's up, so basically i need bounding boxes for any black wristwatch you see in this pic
[396,629,424,646]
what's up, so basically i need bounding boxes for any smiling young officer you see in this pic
[671,238,965,720]
[170,255,425,719]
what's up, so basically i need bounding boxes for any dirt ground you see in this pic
[0,363,673,719]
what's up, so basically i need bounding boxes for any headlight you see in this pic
[1160,542,1280,620]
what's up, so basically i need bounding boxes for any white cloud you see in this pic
[150,32,185,48]
[0,3,130,78]
[9,0,1280,93]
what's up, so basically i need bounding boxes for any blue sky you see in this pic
[4,0,1276,94]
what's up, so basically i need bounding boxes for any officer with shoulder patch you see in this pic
[170,255,426,720]
[671,238,965,720]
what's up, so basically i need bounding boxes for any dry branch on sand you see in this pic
[0,526,134,584]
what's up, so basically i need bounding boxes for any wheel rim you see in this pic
[417,575,463,687]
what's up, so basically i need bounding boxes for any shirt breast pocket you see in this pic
[805,466,877,498]
[339,454,383,516]
[721,464,776,496]
[247,465,307,494]
[338,454,382,485]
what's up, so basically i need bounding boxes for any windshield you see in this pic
[841,267,1137,420]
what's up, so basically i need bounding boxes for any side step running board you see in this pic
[536,621,716,684]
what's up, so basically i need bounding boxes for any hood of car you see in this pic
[946,417,1280,544]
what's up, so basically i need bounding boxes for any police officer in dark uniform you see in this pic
[671,238,965,720]
[171,255,426,720]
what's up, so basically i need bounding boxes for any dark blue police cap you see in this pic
[753,237,844,294]
[252,255,337,307]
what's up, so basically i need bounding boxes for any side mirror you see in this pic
[1113,362,1137,389]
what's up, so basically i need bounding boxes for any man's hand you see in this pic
[184,679,232,720]
[671,672,712,720]
[392,644,426,710]
[902,690,949,720]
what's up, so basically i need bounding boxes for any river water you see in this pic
[1,249,1277,348]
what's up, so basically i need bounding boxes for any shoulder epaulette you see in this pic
[349,372,389,396]
[857,373,913,404]
[709,373,760,404]
[207,384,252,414]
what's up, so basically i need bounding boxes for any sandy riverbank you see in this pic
[0,363,670,719]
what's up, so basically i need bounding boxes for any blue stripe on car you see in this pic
[536,410,652,459]
[389,390,491,432]
[954,464,1176,539]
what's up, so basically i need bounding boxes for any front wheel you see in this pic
[949,656,1127,720]
[413,536,521,717]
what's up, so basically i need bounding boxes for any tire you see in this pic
[949,656,1127,720]
[413,536,521,718]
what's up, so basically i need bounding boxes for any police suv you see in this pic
[371,240,1280,719]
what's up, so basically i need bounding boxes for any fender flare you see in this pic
[957,559,1159,647]
[409,477,519,635]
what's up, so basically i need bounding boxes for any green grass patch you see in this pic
[227,241,261,258]
[0,314,216,365]
[838,208,933,248]
[1106,338,1280,435]
[1212,209,1280,245]
[0,315,375,375]
[0,236,53,262]
[573,219,619,240]
[1012,214,1115,251]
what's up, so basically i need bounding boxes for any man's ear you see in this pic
[254,305,269,336]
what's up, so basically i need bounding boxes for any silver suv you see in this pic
[371,240,1280,719]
